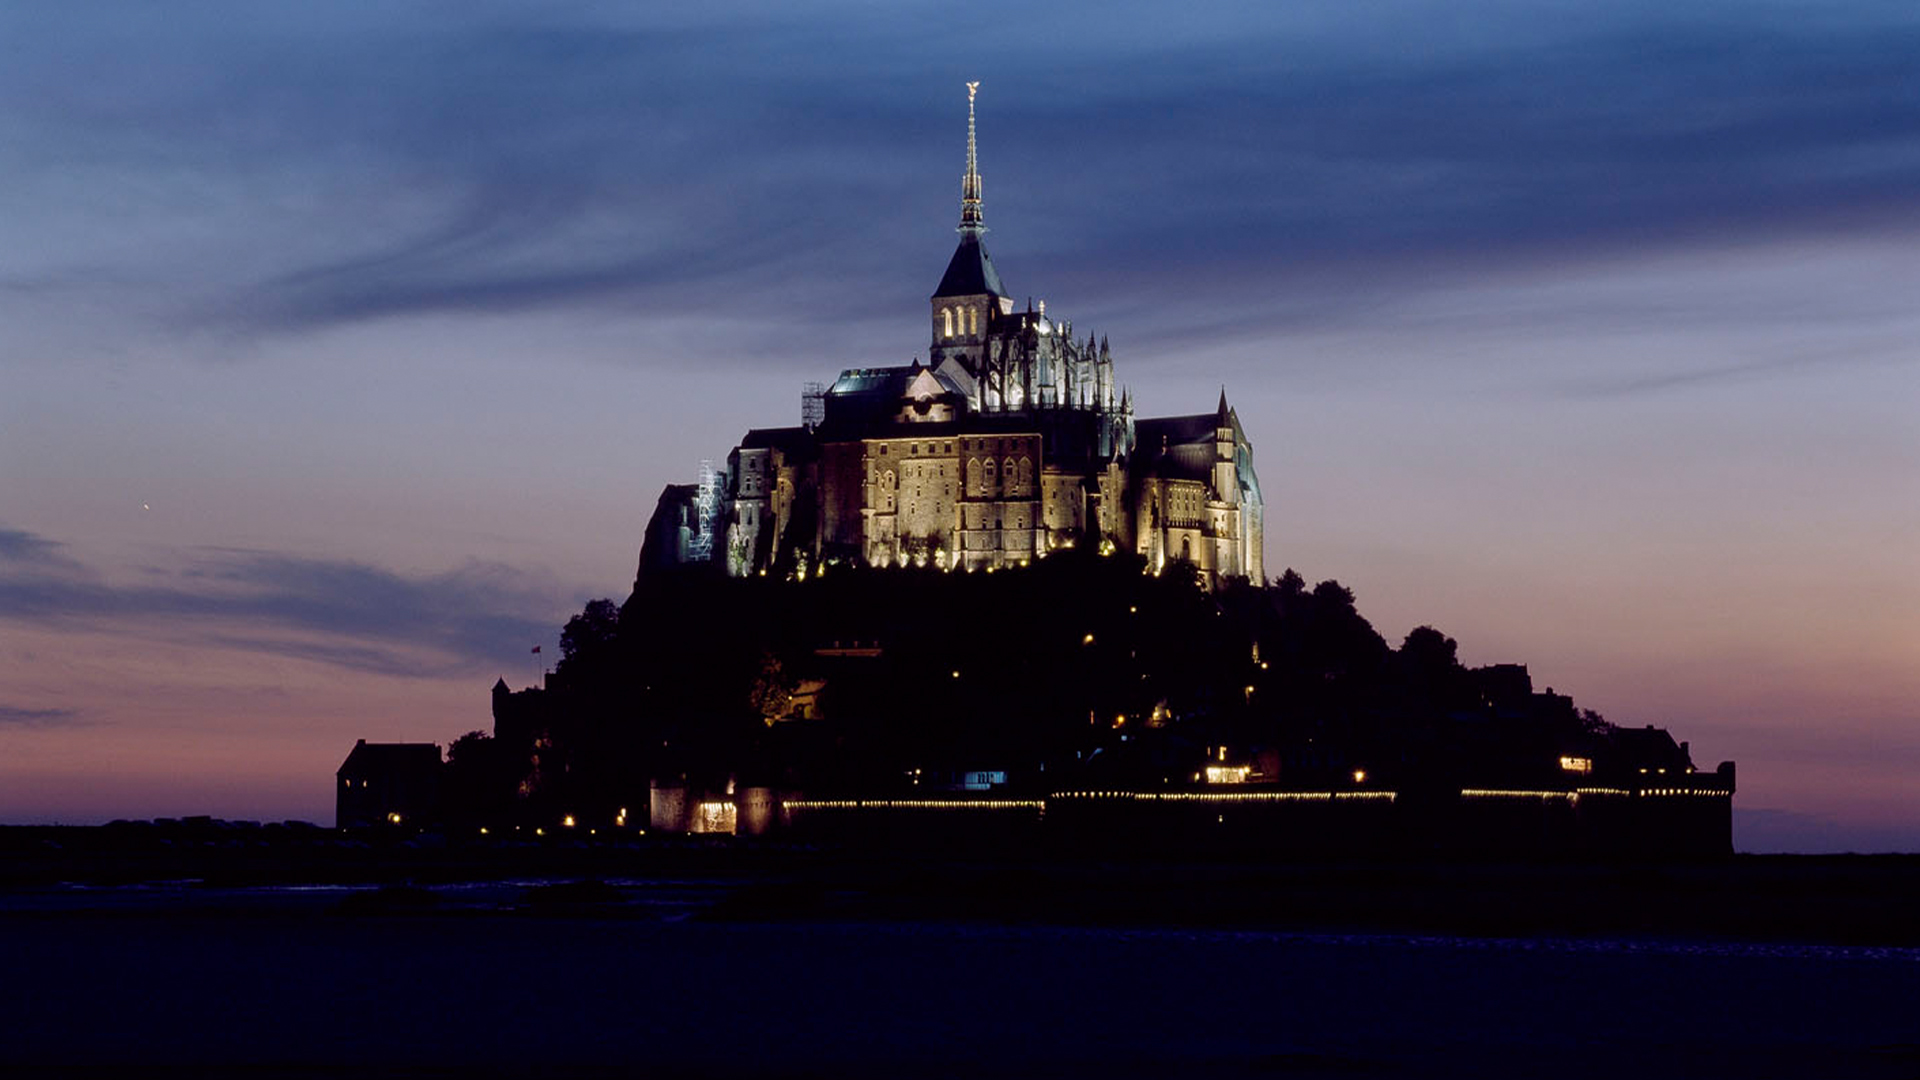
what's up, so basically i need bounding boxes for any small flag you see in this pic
[531,645,542,654]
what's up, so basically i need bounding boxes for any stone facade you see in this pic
[642,91,1264,586]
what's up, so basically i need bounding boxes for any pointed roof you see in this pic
[934,83,1009,300]
[934,233,1008,299]
[1217,386,1230,422]
[338,740,441,776]
[904,367,949,401]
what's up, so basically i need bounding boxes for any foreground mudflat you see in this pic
[5,830,1918,1076]
[1,900,1917,1079]
[5,824,1919,945]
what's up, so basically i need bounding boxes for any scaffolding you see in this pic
[688,458,720,562]
[801,381,826,429]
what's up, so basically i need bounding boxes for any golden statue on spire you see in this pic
[967,81,979,103]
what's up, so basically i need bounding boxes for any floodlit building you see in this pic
[641,86,1264,586]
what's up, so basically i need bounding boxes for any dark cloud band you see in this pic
[0,526,574,678]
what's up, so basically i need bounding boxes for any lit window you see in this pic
[1559,756,1593,774]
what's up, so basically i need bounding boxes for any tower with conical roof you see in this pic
[640,83,1263,585]
[930,82,1013,393]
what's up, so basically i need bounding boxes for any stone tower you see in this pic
[929,82,1014,391]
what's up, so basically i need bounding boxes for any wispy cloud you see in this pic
[0,527,83,568]
[4,3,1917,352]
[0,704,80,727]
[1560,336,1918,399]
[0,527,577,677]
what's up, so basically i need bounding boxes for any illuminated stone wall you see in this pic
[766,784,1732,857]
[1040,470,1087,546]
[954,433,1042,570]
[860,436,962,567]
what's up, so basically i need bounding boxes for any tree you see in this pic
[747,649,792,725]
[446,729,493,769]
[559,598,621,662]
[1399,626,1459,671]
[443,729,516,824]
[1311,579,1356,610]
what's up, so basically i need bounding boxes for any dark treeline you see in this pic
[444,551,1625,827]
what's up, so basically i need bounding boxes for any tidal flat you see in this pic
[2,841,1919,1078]
[1,898,1917,1079]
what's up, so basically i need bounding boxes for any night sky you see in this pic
[2,1,1915,850]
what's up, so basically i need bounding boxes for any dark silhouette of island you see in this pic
[336,551,1734,857]
[333,90,1733,858]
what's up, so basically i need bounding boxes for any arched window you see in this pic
[968,307,979,335]
[1018,457,1033,490]
[968,457,982,495]
[941,308,953,338]
[1181,537,1192,562]
[984,458,998,494]
[1003,458,1017,494]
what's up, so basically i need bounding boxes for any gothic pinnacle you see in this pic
[960,81,985,235]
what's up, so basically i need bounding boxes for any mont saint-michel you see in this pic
[640,84,1262,584]
[10,6,1919,1075]
[338,88,1734,858]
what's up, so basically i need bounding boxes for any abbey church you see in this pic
[641,87,1264,584]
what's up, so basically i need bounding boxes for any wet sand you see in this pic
[2,898,1917,1079]
[5,827,1919,1077]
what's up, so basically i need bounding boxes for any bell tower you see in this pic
[931,82,1011,393]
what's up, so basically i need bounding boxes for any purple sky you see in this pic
[2,1,1916,850]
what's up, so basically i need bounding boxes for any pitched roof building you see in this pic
[641,85,1264,584]
[335,739,442,828]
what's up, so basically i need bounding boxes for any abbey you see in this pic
[641,87,1264,584]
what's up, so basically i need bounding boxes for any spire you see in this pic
[960,81,984,235]
[1217,385,1230,421]
[932,82,1008,300]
